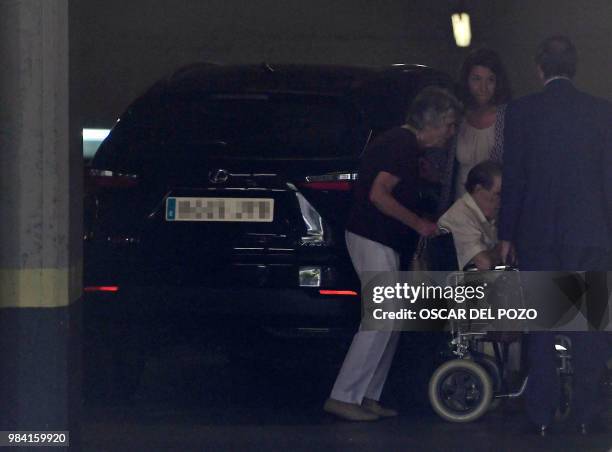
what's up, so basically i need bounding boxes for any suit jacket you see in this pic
[499,79,612,266]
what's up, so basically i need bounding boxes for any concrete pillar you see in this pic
[0,0,81,449]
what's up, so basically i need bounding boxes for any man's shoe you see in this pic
[362,398,398,417]
[578,420,608,435]
[537,424,548,437]
[521,422,550,436]
[323,398,380,421]
[523,423,549,436]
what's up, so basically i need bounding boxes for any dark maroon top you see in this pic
[346,126,422,252]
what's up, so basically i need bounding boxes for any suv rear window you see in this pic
[94,91,369,172]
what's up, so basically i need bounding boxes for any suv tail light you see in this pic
[298,172,358,191]
[319,290,358,296]
[296,193,328,246]
[86,169,139,190]
[84,286,120,293]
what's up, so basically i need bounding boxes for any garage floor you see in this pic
[81,334,612,451]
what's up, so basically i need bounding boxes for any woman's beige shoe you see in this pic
[362,398,398,417]
[323,398,380,421]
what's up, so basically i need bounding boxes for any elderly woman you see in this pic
[323,87,462,421]
[439,48,512,211]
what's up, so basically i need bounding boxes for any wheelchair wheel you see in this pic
[429,359,493,423]
[473,354,503,411]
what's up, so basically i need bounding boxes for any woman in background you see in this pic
[439,48,512,211]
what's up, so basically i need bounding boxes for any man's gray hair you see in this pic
[407,86,463,130]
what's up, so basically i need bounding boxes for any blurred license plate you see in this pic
[165,197,274,222]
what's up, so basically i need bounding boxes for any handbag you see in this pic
[409,237,429,271]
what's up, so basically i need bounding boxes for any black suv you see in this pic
[83,63,452,396]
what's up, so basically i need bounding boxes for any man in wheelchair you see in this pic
[431,158,608,433]
[438,160,502,271]
[428,161,527,423]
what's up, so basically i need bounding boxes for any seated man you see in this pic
[438,160,502,270]
[439,160,521,373]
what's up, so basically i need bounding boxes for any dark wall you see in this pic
[490,0,612,99]
[70,0,610,129]
[70,0,497,127]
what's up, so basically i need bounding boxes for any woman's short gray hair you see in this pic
[407,86,463,129]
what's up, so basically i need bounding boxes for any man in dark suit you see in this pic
[499,35,612,434]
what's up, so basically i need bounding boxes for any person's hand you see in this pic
[499,240,516,265]
[416,219,439,237]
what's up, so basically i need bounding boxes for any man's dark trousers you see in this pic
[520,247,610,426]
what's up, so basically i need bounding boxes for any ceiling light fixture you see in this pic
[451,11,471,47]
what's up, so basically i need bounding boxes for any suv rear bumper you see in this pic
[84,286,361,338]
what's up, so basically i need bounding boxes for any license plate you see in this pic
[165,197,274,222]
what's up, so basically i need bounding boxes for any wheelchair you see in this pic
[423,231,573,423]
